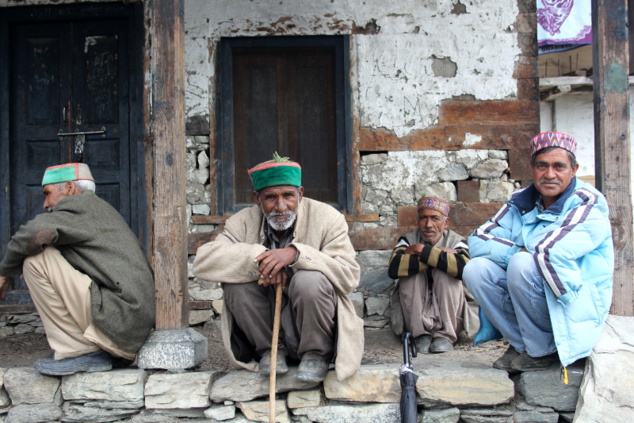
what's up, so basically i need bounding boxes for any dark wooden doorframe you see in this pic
[0,2,146,312]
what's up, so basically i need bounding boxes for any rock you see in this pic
[0,388,9,408]
[204,404,236,420]
[518,365,583,411]
[363,315,389,329]
[365,296,389,316]
[237,399,289,423]
[455,150,490,169]
[360,153,388,165]
[12,324,34,335]
[194,168,209,185]
[210,369,319,402]
[0,326,14,339]
[292,402,400,423]
[62,368,147,402]
[6,403,62,423]
[137,328,208,371]
[287,389,323,409]
[415,361,514,406]
[470,159,508,179]
[359,268,393,294]
[197,150,210,168]
[62,402,140,422]
[323,365,400,403]
[513,410,559,423]
[357,250,393,294]
[488,150,507,160]
[192,203,211,215]
[574,315,634,423]
[145,371,215,409]
[438,163,469,182]
[4,367,61,405]
[8,314,40,324]
[189,309,214,326]
[421,407,461,423]
[460,408,513,423]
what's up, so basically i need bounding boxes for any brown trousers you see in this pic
[398,268,465,343]
[22,247,134,360]
[223,270,337,362]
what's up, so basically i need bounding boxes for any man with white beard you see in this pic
[193,153,363,383]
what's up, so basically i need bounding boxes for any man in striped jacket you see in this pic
[388,196,476,354]
[463,132,614,372]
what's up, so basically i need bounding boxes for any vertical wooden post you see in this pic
[592,0,633,316]
[150,0,188,329]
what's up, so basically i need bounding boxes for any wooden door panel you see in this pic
[1,3,143,310]
[232,48,338,205]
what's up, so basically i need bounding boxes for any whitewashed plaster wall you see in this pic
[184,0,523,227]
[184,0,520,137]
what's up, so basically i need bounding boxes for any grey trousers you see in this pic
[224,270,337,362]
[398,268,465,343]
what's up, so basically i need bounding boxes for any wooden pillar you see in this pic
[592,0,633,316]
[150,0,188,328]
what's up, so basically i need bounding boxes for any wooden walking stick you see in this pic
[269,282,284,423]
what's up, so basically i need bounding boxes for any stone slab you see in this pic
[137,328,208,370]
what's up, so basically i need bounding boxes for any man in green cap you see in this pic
[194,153,363,383]
[0,163,155,375]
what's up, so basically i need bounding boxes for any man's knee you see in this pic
[288,270,334,299]
[507,252,541,290]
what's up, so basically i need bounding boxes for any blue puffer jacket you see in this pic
[469,178,614,366]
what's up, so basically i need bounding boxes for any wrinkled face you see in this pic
[42,183,70,212]
[532,148,578,209]
[417,208,449,246]
[254,185,304,232]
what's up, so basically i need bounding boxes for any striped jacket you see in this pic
[388,230,469,280]
[469,178,614,366]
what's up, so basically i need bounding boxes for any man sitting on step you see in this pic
[193,153,364,383]
[388,196,478,354]
[0,163,155,376]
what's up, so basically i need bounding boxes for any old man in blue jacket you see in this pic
[463,132,613,372]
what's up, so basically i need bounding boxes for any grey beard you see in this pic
[265,210,297,231]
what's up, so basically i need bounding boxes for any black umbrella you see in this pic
[400,332,419,423]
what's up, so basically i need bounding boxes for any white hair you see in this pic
[55,180,96,193]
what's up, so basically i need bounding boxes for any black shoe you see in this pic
[258,350,289,376]
[510,351,559,372]
[430,337,453,353]
[296,359,329,383]
[414,335,432,354]
[493,346,520,371]
[34,350,112,376]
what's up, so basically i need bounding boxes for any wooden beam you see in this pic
[592,0,633,316]
[150,0,189,329]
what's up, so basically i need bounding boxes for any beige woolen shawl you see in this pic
[193,197,364,381]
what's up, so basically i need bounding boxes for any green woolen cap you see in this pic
[248,161,302,191]
[41,163,94,186]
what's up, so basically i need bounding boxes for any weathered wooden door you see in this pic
[0,4,145,310]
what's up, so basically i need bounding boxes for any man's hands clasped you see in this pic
[255,247,298,287]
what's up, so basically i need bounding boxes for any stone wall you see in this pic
[0,361,583,423]
[3,316,633,422]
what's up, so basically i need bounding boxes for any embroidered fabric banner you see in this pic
[537,0,592,55]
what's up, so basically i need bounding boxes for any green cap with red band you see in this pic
[42,163,94,186]
[248,153,302,191]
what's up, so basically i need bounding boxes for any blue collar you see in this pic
[510,177,577,215]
